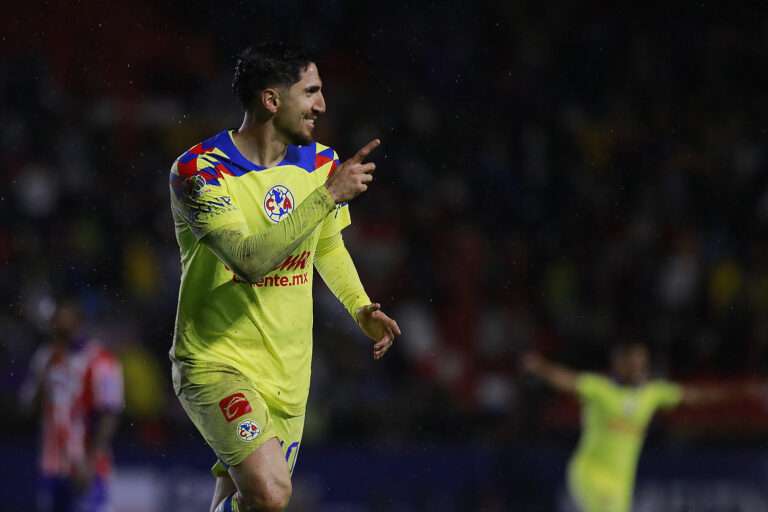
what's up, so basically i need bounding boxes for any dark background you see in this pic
[3,2,768,510]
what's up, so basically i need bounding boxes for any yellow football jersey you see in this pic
[169,129,349,416]
[568,373,682,510]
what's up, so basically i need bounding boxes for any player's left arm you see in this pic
[651,378,732,409]
[678,383,738,406]
[73,410,120,491]
[90,410,121,456]
[76,353,123,488]
[314,232,401,360]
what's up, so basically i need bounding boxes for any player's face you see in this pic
[614,345,649,385]
[51,304,81,342]
[274,62,326,145]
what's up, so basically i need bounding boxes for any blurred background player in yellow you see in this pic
[522,343,724,512]
[168,42,400,512]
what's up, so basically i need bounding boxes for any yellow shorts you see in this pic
[172,363,305,476]
[567,458,632,512]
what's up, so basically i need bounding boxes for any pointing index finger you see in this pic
[351,138,381,164]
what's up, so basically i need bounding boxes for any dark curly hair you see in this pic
[232,42,315,111]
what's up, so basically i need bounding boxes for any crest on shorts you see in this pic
[219,392,253,422]
[238,419,261,442]
[264,185,294,223]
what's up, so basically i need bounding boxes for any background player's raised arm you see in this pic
[677,386,722,406]
[522,352,580,394]
[523,349,744,408]
[679,382,754,406]
[200,139,381,285]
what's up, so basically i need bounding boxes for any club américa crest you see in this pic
[264,185,295,223]
[184,174,207,198]
[237,419,261,442]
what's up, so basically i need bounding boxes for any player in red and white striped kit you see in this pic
[20,301,123,512]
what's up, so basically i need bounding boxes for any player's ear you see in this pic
[261,88,280,114]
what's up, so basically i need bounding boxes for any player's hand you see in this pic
[355,303,401,360]
[72,461,93,493]
[325,139,380,203]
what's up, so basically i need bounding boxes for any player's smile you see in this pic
[285,62,325,143]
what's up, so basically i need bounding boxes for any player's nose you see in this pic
[313,93,326,114]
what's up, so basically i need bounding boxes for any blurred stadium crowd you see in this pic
[3,0,768,498]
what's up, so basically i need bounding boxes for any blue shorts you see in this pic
[38,475,109,512]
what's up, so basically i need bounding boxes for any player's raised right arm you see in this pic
[522,352,580,394]
[324,138,380,202]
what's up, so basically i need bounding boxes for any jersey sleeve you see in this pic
[169,157,245,239]
[314,232,371,319]
[318,149,351,238]
[576,373,614,403]
[90,353,124,413]
[320,203,352,238]
[650,380,683,409]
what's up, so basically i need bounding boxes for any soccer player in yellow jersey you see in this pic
[168,42,401,512]
[523,344,722,512]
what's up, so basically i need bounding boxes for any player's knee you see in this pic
[239,477,292,512]
[261,480,291,512]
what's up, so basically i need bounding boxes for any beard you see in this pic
[276,114,314,146]
[286,129,313,146]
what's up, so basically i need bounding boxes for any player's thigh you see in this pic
[175,369,278,467]
[271,412,305,475]
[222,411,304,509]
[229,437,291,509]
